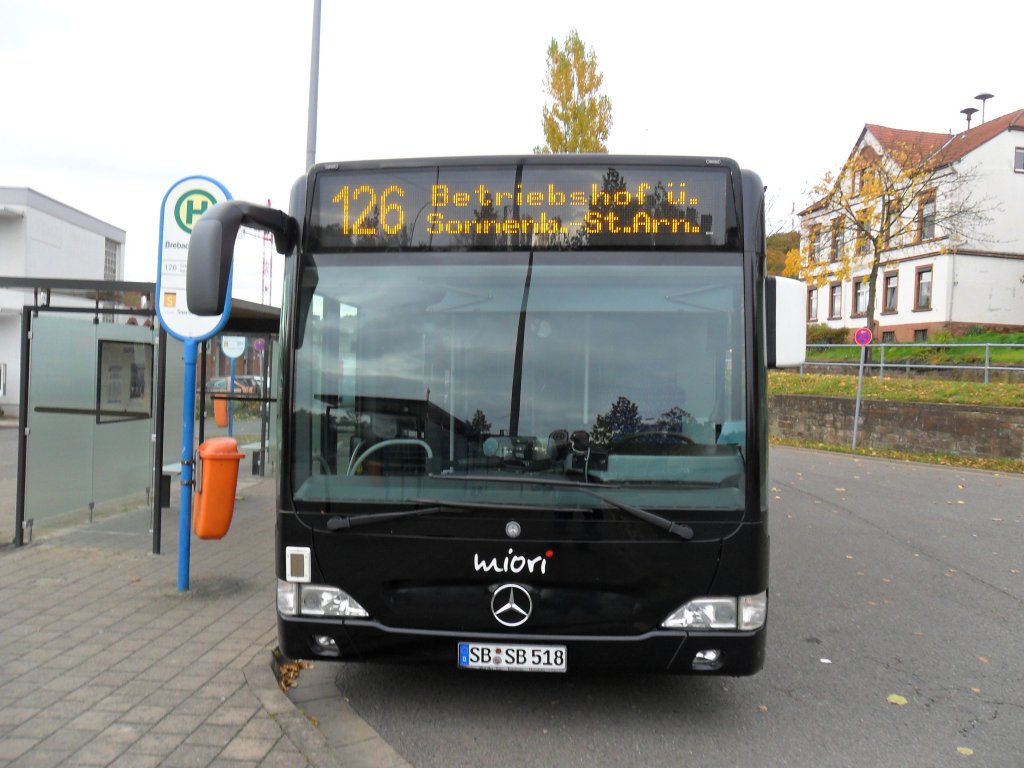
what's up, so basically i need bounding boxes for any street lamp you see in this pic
[960,107,978,129]
[974,93,994,124]
[306,0,322,170]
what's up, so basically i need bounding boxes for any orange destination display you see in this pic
[308,160,737,252]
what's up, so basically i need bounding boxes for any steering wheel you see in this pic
[347,438,434,475]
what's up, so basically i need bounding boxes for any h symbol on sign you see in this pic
[185,198,209,226]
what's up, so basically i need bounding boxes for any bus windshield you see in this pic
[291,253,746,512]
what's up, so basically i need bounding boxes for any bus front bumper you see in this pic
[278,616,766,675]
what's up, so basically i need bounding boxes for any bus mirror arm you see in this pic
[187,200,299,316]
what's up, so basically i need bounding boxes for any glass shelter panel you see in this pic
[198,332,278,476]
[25,315,155,529]
[92,324,154,503]
[26,316,97,521]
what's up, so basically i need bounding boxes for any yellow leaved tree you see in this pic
[535,30,612,154]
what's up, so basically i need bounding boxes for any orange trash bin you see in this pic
[193,437,246,539]
[212,395,229,427]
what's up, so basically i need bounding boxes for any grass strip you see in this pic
[769,371,1024,408]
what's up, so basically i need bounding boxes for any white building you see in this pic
[799,108,1024,342]
[0,188,126,413]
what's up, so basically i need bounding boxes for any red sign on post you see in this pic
[854,327,873,346]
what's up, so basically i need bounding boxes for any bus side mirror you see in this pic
[766,276,807,368]
[187,201,298,316]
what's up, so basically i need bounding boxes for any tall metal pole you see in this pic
[306,0,322,170]
[152,323,167,555]
[851,345,866,451]
[13,307,32,547]
[178,339,199,591]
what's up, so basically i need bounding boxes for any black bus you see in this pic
[187,155,805,674]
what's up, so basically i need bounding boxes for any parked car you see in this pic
[204,376,264,396]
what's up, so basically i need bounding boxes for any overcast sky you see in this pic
[2,0,1018,301]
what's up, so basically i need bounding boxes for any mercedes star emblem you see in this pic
[490,583,532,627]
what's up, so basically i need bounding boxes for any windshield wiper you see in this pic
[428,473,694,540]
[325,499,565,531]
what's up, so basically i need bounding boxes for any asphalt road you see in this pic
[312,446,1024,767]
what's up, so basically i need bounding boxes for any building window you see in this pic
[883,272,898,313]
[807,287,818,322]
[853,166,873,196]
[812,226,828,262]
[1015,147,1024,173]
[917,193,936,241]
[914,329,929,341]
[882,330,895,342]
[915,266,933,310]
[884,203,900,248]
[829,284,843,320]
[104,238,119,281]
[852,278,869,316]
[855,213,872,256]
[830,220,844,262]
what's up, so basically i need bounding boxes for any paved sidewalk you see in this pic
[0,475,400,768]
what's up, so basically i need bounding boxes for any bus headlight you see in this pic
[299,585,369,618]
[662,597,737,629]
[661,591,766,630]
[277,580,370,618]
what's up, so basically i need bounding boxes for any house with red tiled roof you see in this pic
[796,108,1024,341]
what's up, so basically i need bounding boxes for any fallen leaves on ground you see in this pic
[277,659,313,692]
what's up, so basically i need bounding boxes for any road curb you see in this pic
[266,657,413,768]
[242,655,342,768]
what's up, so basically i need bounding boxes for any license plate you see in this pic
[458,642,567,672]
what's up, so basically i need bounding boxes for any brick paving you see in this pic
[0,475,344,768]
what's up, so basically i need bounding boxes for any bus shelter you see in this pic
[2,277,278,551]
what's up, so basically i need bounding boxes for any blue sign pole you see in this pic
[178,339,199,591]
[229,357,236,437]
[156,174,232,593]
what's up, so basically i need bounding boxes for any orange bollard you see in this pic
[193,437,245,539]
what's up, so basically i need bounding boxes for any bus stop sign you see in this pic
[854,327,873,346]
[156,175,232,342]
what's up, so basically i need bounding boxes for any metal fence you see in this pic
[799,343,1024,383]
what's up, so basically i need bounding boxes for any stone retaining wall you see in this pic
[768,395,1024,460]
